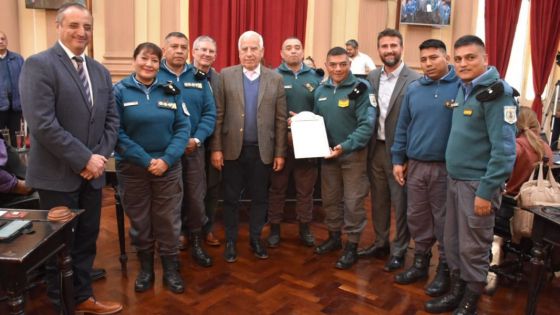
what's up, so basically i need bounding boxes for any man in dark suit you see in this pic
[358,28,420,272]
[210,30,287,263]
[19,3,122,314]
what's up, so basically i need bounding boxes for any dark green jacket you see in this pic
[313,74,375,153]
[276,63,322,114]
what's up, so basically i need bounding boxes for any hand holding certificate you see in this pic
[290,111,331,159]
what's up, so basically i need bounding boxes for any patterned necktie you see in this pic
[72,56,92,106]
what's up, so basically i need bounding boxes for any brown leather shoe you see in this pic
[75,297,123,315]
[205,232,220,246]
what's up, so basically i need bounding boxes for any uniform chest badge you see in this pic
[123,101,139,107]
[158,101,177,110]
[304,83,315,92]
[184,82,203,89]
[284,84,293,89]
[504,105,517,124]
[318,97,327,101]
[338,99,349,108]
[463,109,473,116]
[444,99,458,109]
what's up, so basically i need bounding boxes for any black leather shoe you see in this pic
[425,270,465,313]
[135,251,154,292]
[250,238,269,259]
[394,252,431,284]
[267,224,281,247]
[190,232,213,267]
[224,241,238,263]
[335,242,358,269]
[384,255,405,272]
[453,288,480,315]
[314,231,342,254]
[357,244,390,259]
[425,261,450,297]
[90,268,106,282]
[161,255,184,294]
[299,223,315,247]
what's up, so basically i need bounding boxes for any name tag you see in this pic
[284,85,292,89]
[318,97,327,101]
[123,101,139,107]
[184,82,203,89]
[158,101,177,110]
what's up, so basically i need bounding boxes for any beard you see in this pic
[381,53,402,67]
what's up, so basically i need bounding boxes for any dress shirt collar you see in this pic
[243,64,261,79]
[381,60,404,79]
[0,51,6,59]
[58,40,86,64]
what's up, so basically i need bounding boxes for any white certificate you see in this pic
[290,111,331,159]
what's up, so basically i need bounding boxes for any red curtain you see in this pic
[189,0,307,71]
[530,0,560,121]
[484,0,521,78]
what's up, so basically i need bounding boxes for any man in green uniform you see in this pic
[313,47,375,269]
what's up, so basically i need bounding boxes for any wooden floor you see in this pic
[3,187,560,314]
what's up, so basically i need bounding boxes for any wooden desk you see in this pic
[0,209,82,315]
[525,206,560,315]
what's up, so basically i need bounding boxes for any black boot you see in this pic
[134,251,154,292]
[314,231,342,254]
[425,270,465,313]
[299,223,315,247]
[394,252,431,284]
[453,288,481,315]
[425,261,451,297]
[335,242,358,269]
[267,224,281,247]
[161,255,185,293]
[190,232,213,267]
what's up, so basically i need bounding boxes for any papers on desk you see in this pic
[290,111,331,159]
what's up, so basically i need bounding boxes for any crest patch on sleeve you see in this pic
[504,105,517,124]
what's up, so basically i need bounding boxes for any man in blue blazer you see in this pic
[19,3,122,314]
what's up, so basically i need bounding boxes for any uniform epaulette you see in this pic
[194,69,207,81]
[476,81,504,102]
[348,81,368,100]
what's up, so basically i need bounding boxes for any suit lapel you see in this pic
[257,68,268,108]
[54,43,92,112]
[234,66,245,110]
[387,66,409,115]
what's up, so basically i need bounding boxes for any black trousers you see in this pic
[38,181,102,305]
[222,145,272,242]
[0,109,22,146]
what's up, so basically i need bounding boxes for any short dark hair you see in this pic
[165,32,188,42]
[419,39,447,52]
[133,42,162,61]
[377,28,403,47]
[56,2,89,24]
[327,46,348,58]
[454,35,485,50]
[345,39,358,48]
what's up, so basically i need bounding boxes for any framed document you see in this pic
[290,111,331,159]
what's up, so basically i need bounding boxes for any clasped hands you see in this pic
[80,154,107,180]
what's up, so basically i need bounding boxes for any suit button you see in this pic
[240,128,243,132]
[90,119,95,124]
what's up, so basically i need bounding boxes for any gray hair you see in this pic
[238,31,264,50]
[193,35,217,50]
[55,2,90,24]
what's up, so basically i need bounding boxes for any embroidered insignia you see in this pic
[123,101,139,107]
[304,83,315,92]
[184,82,203,89]
[338,99,349,108]
[444,99,458,109]
[369,93,377,107]
[463,109,473,116]
[158,101,177,110]
[504,105,517,124]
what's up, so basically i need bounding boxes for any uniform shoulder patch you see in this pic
[476,81,504,102]
[182,102,190,116]
[504,105,517,124]
[369,93,377,107]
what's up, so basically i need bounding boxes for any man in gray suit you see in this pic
[210,30,287,263]
[19,3,122,314]
[358,28,420,272]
